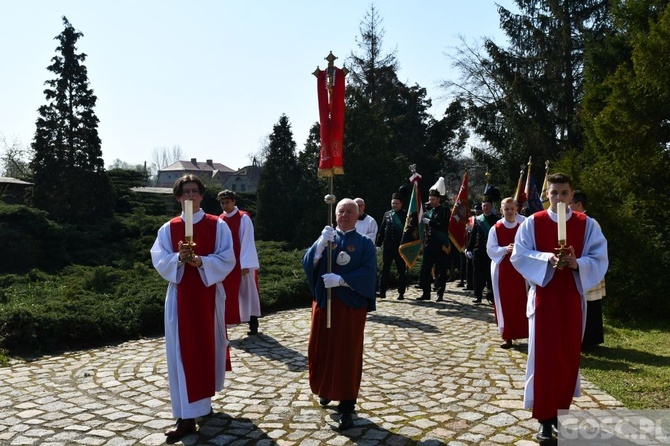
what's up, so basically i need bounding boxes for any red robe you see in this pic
[493,221,528,340]
[169,215,218,402]
[532,211,585,420]
[308,298,367,400]
[220,210,249,325]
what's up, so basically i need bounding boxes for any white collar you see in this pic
[224,206,239,218]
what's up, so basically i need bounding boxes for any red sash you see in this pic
[532,211,586,420]
[170,214,218,403]
[220,211,248,325]
[494,222,528,340]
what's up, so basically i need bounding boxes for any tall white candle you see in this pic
[557,202,566,242]
[184,200,193,237]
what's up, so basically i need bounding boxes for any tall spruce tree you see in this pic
[342,5,462,218]
[448,1,608,186]
[30,16,114,223]
[292,124,328,247]
[256,114,300,243]
[576,0,670,320]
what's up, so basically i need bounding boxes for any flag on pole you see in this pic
[526,173,544,214]
[448,172,469,252]
[399,171,424,268]
[513,169,528,213]
[316,67,346,177]
[540,160,550,209]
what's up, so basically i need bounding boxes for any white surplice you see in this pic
[150,209,235,419]
[510,208,608,410]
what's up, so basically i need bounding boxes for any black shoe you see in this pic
[501,340,513,349]
[338,412,353,430]
[416,295,430,301]
[247,330,259,336]
[456,282,465,287]
[319,397,331,407]
[536,421,554,442]
[165,418,196,438]
[397,295,404,300]
[435,296,444,302]
[472,298,482,304]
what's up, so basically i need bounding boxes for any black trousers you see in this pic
[419,245,448,298]
[582,300,604,348]
[472,248,493,301]
[379,246,407,296]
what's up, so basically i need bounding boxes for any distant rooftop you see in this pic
[161,158,235,173]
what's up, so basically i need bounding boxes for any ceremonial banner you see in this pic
[513,171,527,213]
[448,172,469,252]
[316,68,345,177]
[541,163,550,209]
[525,173,544,214]
[399,172,423,268]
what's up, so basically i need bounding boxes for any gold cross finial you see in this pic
[325,51,337,67]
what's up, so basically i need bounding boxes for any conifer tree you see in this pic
[448,0,608,185]
[30,16,114,222]
[256,114,300,243]
[342,5,464,216]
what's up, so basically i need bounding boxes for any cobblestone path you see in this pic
[0,283,623,445]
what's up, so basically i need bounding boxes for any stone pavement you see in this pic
[0,282,624,446]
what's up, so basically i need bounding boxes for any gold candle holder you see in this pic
[554,240,571,270]
[183,236,197,263]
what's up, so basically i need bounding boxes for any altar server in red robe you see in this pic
[510,173,608,442]
[218,189,262,335]
[302,198,377,430]
[486,197,528,349]
[151,175,235,439]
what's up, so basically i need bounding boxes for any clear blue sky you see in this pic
[1,1,511,171]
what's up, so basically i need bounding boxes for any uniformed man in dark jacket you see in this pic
[375,193,408,300]
[418,188,450,302]
[466,196,500,304]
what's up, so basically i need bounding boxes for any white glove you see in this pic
[317,225,336,248]
[466,251,473,259]
[422,217,430,225]
[322,273,343,288]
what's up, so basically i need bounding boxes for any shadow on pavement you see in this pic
[367,313,440,333]
[321,410,419,445]
[183,413,279,445]
[229,333,307,372]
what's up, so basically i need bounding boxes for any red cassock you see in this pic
[492,221,529,340]
[220,210,248,325]
[531,211,585,420]
[308,297,367,401]
[170,215,218,402]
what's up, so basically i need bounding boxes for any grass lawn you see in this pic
[580,319,670,410]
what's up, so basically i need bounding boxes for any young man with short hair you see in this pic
[511,173,608,442]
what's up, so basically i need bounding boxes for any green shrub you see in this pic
[0,242,310,357]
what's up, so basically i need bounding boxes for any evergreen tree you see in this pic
[256,114,300,243]
[575,0,670,320]
[30,16,114,223]
[448,1,608,186]
[294,124,329,247]
[341,5,465,218]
